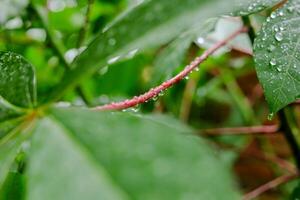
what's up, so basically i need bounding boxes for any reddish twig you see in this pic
[200,125,279,136]
[243,173,298,200]
[93,27,247,111]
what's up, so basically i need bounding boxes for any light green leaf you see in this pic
[254,0,300,113]
[27,107,241,200]
[50,0,275,101]
[27,117,129,200]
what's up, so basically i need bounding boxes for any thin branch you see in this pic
[93,27,248,111]
[243,173,298,200]
[30,4,91,105]
[279,108,300,171]
[200,125,279,136]
[76,0,94,48]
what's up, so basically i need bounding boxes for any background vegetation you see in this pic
[1,0,300,199]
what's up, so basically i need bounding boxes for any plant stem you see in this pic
[76,0,94,48]
[30,4,91,105]
[243,173,298,200]
[93,27,247,111]
[279,108,300,171]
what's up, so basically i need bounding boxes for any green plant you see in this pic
[1,0,300,199]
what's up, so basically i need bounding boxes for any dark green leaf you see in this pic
[0,172,25,200]
[27,107,241,199]
[254,0,300,113]
[0,125,28,187]
[0,52,36,108]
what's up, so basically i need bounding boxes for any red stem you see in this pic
[93,27,248,111]
[243,173,298,200]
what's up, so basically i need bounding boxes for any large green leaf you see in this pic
[49,0,278,101]
[27,107,241,200]
[27,117,128,200]
[254,0,300,113]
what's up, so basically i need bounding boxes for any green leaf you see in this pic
[27,107,241,200]
[0,52,36,108]
[50,0,274,101]
[27,117,128,200]
[0,98,24,123]
[233,0,280,16]
[0,172,25,200]
[0,117,23,139]
[253,0,300,113]
[0,125,28,187]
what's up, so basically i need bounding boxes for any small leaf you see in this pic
[0,52,36,108]
[254,0,300,113]
[0,126,28,187]
[27,107,241,199]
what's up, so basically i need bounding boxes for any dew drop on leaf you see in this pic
[275,32,283,41]
[268,113,274,120]
[270,58,276,66]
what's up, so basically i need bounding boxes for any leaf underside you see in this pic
[26,108,241,200]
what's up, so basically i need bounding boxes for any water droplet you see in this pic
[268,113,274,120]
[288,6,294,13]
[184,76,189,80]
[276,66,282,72]
[270,58,276,66]
[279,11,284,16]
[131,104,140,113]
[99,65,109,75]
[268,45,275,52]
[107,56,121,64]
[158,91,165,97]
[126,49,139,59]
[270,12,276,19]
[197,37,205,44]
[108,38,116,46]
[275,32,283,42]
